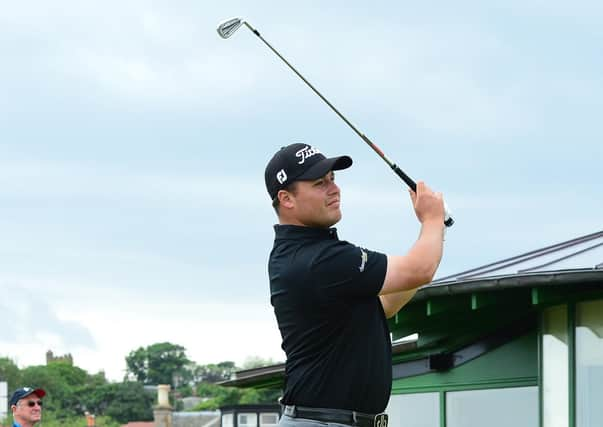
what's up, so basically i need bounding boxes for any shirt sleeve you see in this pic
[309,240,387,299]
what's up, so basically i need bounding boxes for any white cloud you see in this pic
[55,296,283,381]
[0,159,267,206]
[0,285,95,352]
[0,274,284,381]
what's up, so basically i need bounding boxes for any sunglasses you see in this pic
[23,400,43,408]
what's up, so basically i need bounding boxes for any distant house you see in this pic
[223,230,603,427]
[136,385,222,427]
[220,405,280,427]
[122,422,155,427]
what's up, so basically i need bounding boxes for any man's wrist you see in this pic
[421,218,445,228]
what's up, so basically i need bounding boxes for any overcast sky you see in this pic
[1,1,601,382]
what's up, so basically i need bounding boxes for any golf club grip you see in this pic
[391,164,454,228]
[391,163,416,190]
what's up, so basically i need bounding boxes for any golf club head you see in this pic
[217,17,244,39]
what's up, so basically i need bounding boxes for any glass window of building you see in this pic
[576,299,603,427]
[260,413,279,427]
[386,392,439,427]
[238,413,258,427]
[446,387,537,427]
[222,414,234,427]
[542,305,569,427]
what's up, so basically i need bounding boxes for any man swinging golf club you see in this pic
[266,143,445,427]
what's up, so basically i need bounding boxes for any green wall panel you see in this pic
[392,330,538,394]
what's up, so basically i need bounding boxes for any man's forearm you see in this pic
[380,220,445,296]
[380,288,418,319]
[411,220,445,282]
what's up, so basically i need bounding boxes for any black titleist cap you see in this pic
[265,143,353,200]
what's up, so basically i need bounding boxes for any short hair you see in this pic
[272,181,299,214]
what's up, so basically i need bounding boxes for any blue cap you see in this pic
[9,387,46,407]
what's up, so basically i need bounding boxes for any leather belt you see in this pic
[282,405,388,427]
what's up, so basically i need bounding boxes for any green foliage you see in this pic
[0,356,22,393]
[254,388,281,405]
[20,362,90,414]
[7,361,153,424]
[125,342,192,387]
[189,361,236,384]
[194,383,241,410]
[240,357,277,370]
[193,382,280,410]
[83,382,154,424]
[238,388,261,404]
[125,347,148,383]
[176,384,193,398]
[2,343,283,424]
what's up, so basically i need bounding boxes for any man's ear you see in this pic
[278,190,295,209]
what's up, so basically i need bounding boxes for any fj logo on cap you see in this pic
[276,169,288,184]
[295,146,321,164]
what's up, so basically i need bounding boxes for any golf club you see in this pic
[217,17,454,227]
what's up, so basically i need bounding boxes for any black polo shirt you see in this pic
[268,224,391,414]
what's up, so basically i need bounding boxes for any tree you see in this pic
[0,357,21,394]
[20,362,99,415]
[20,364,72,413]
[125,342,191,387]
[194,383,244,410]
[82,382,154,424]
[124,347,148,383]
[240,357,278,370]
[193,383,281,410]
[1,358,153,424]
[189,361,236,384]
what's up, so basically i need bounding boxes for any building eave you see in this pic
[417,268,603,301]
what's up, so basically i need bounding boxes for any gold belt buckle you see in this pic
[373,413,388,427]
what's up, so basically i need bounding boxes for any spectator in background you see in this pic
[9,387,46,427]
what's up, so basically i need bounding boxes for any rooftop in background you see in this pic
[121,422,154,427]
[432,230,603,284]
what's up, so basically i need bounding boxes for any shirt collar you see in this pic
[274,224,339,240]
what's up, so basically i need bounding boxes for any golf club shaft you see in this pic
[244,22,453,227]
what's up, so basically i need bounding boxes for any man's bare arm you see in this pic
[378,182,445,318]
[379,288,418,319]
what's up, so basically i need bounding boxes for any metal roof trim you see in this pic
[416,268,603,301]
[434,230,603,282]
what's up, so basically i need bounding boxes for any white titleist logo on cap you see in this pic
[276,169,287,184]
[295,146,321,164]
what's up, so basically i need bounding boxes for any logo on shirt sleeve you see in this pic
[359,249,368,272]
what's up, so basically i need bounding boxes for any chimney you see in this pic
[85,411,96,427]
[153,385,172,427]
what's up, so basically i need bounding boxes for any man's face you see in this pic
[12,393,43,425]
[287,171,342,228]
